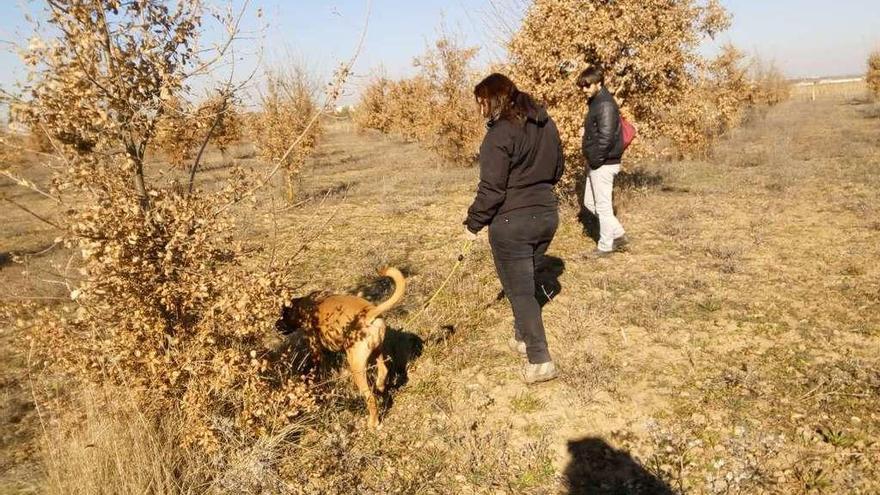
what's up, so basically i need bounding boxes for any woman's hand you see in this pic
[463,226,478,242]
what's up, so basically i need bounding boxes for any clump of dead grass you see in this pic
[39,385,314,495]
[40,387,187,495]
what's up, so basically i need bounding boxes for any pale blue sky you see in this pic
[1,0,878,102]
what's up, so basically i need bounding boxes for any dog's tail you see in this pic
[365,267,405,323]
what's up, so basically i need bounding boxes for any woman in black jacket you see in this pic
[464,73,565,384]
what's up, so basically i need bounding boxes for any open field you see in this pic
[790,79,870,102]
[2,97,879,493]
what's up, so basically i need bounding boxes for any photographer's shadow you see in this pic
[564,437,674,495]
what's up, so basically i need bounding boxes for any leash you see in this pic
[402,239,475,328]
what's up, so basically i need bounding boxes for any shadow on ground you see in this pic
[382,327,424,390]
[564,437,674,495]
[536,255,565,306]
[493,254,566,310]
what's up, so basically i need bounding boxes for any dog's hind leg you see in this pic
[346,342,380,429]
[369,318,389,393]
[375,348,389,393]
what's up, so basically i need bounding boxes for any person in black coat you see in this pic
[464,73,564,384]
[578,66,628,256]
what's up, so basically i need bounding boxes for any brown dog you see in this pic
[276,267,405,428]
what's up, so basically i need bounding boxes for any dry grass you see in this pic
[3,98,880,493]
[37,385,317,495]
[40,388,186,495]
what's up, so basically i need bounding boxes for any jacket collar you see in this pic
[589,86,611,105]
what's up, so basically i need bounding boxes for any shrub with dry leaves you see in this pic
[4,0,330,457]
[504,0,791,193]
[385,76,435,143]
[356,34,482,165]
[663,44,753,157]
[353,75,393,133]
[505,0,731,188]
[250,65,322,200]
[749,58,790,107]
[414,37,483,164]
[868,51,880,100]
[155,93,244,167]
[36,174,317,449]
[153,96,202,167]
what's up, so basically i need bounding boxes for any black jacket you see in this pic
[582,86,623,169]
[465,106,565,233]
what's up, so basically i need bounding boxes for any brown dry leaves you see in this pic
[11,0,201,159]
[505,0,787,192]
[9,0,320,455]
[868,51,880,99]
[250,65,321,188]
[354,34,482,165]
[508,0,731,169]
[39,173,317,450]
[154,93,244,167]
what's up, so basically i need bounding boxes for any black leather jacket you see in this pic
[582,87,623,169]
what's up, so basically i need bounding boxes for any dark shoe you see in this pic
[582,248,613,259]
[523,361,559,384]
[613,235,630,251]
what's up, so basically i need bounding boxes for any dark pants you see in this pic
[488,208,559,364]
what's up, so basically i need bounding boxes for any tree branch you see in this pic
[189,90,230,193]
[0,170,62,204]
[2,197,63,230]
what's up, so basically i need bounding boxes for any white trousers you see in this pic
[583,164,625,252]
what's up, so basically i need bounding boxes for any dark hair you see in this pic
[473,73,539,125]
[576,66,604,88]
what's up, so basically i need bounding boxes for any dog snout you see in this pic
[275,318,293,335]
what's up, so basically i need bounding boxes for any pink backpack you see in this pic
[620,116,637,151]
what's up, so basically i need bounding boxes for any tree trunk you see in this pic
[286,173,295,203]
[128,144,150,211]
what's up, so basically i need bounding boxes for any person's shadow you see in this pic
[564,437,675,495]
[492,254,566,311]
[535,255,565,307]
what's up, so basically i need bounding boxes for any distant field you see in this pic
[790,78,870,101]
